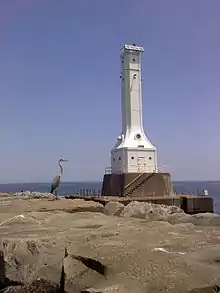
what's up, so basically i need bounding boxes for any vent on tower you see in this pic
[136,134,141,139]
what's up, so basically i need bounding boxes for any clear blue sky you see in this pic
[0,0,219,183]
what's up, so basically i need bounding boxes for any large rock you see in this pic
[13,191,56,199]
[0,197,104,216]
[104,201,125,216]
[166,212,220,226]
[1,196,220,292]
[121,201,184,221]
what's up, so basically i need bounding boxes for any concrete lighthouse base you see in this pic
[101,172,174,197]
[98,172,214,214]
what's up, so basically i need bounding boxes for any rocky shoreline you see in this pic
[0,192,220,292]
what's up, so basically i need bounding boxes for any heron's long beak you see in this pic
[59,159,68,163]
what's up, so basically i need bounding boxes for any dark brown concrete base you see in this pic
[101,172,174,197]
[65,194,214,214]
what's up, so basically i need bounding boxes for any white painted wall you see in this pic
[111,44,158,174]
[121,48,143,134]
[111,148,157,174]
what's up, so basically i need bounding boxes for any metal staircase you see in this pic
[123,172,156,197]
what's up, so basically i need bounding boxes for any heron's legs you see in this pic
[55,189,58,200]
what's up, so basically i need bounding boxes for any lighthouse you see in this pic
[111,44,157,174]
[102,44,173,197]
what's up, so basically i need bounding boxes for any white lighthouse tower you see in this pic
[111,44,158,174]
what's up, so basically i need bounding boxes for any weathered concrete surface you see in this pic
[101,172,173,197]
[1,196,220,292]
[69,195,214,214]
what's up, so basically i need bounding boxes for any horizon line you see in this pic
[0,180,219,185]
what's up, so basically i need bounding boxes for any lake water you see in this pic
[0,181,219,212]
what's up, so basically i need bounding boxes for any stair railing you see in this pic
[124,172,146,192]
[125,172,157,197]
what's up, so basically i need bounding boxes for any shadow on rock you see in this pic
[0,250,23,292]
[189,284,220,293]
[0,247,108,293]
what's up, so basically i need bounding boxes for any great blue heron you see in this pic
[50,158,68,198]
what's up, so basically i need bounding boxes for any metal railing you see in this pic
[105,167,112,174]
[124,172,157,197]
[104,165,159,175]
[124,172,146,190]
[75,188,102,197]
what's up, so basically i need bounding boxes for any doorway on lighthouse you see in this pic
[137,156,146,172]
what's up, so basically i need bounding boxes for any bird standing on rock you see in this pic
[50,158,68,199]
